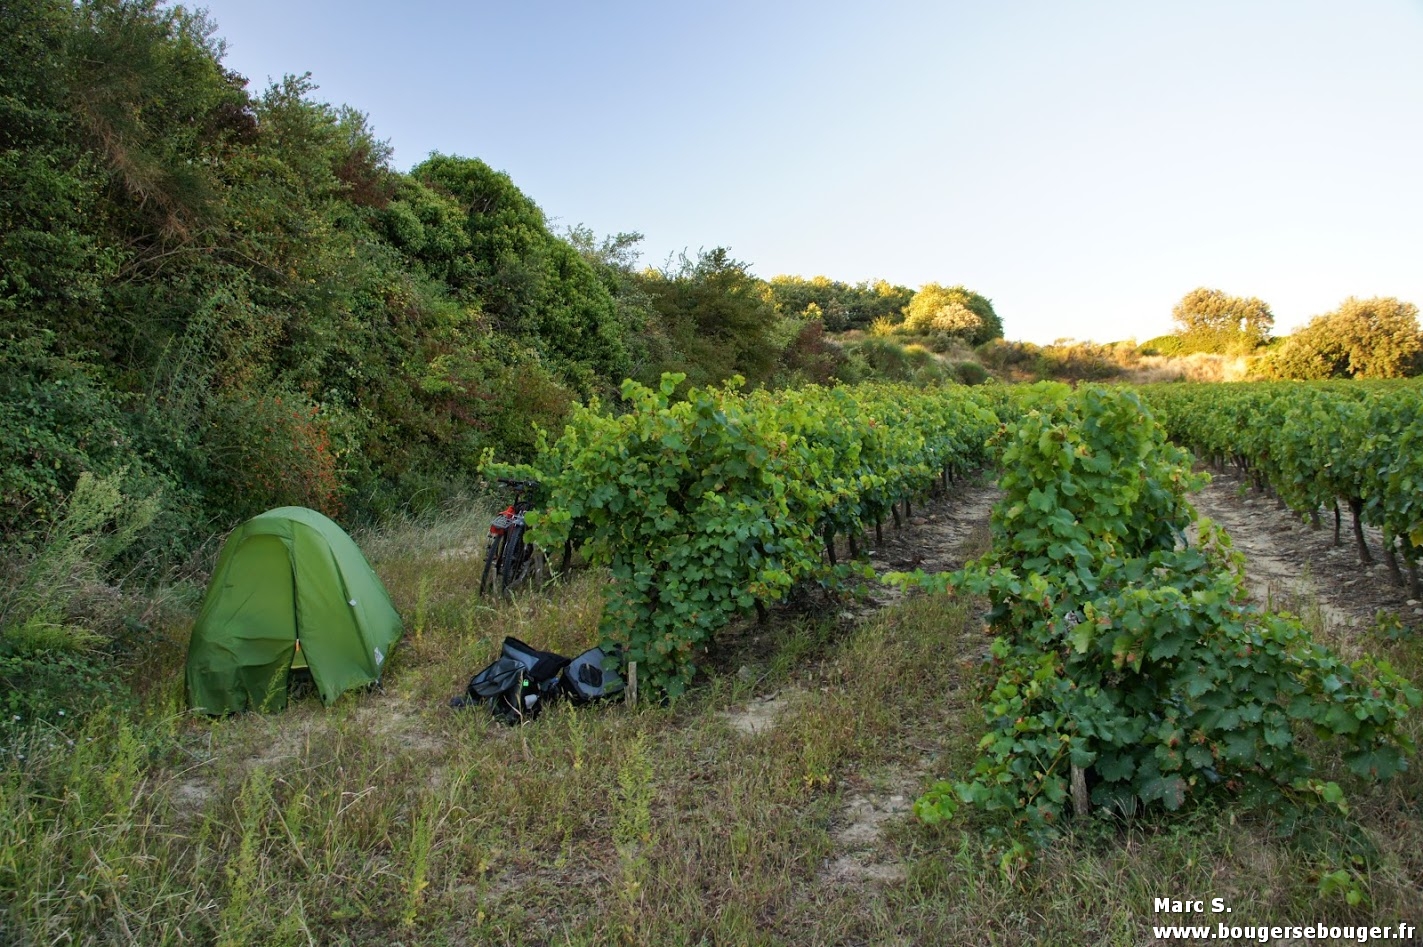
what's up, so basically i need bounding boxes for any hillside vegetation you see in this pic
[0,0,1016,747]
[1,1,1011,567]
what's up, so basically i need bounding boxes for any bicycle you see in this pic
[480,478,541,596]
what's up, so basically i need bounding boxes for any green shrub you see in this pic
[1,469,160,727]
[1260,297,1422,380]
[975,338,1039,372]
[1140,334,1185,357]
[954,361,990,385]
[0,332,144,540]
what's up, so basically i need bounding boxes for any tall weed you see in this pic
[2,468,159,649]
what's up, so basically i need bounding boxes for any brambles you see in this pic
[896,387,1419,845]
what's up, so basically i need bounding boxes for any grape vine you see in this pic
[893,386,1418,845]
[524,374,1003,696]
[1142,380,1423,593]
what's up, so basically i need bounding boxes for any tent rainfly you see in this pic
[186,507,403,714]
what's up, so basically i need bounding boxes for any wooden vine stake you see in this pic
[1071,763,1089,817]
[625,661,638,707]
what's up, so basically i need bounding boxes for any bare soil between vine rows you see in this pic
[1190,468,1423,647]
[713,475,1002,886]
[857,476,1003,609]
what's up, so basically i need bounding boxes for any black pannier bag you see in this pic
[463,655,529,724]
[458,637,571,724]
[561,646,625,703]
[500,636,570,695]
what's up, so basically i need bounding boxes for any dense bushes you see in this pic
[1260,297,1422,380]
[764,275,914,332]
[0,1,657,567]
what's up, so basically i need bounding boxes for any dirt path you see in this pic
[711,474,1002,667]
[708,476,1002,886]
[1190,468,1423,645]
[869,478,1000,578]
[852,476,1001,617]
[820,478,1001,885]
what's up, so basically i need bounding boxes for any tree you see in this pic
[901,284,1003,344]
[1326,297,1422,377]
[860,280,916,326]
[1263,297,1421,380]
[561,225,667,383]
[765,275,918,332]
[414,154,629,391]
[1170,287,1273,353]
[636,248,779,389]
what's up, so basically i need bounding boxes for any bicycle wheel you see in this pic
[480,531,506,597]
[500,524,535,593]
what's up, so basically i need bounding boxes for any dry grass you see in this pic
[1130,353,1261,383]
[0,507,1420,945]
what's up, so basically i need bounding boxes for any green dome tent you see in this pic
[186,507,403,714]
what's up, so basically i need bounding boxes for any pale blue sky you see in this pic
[193,0,1423,344]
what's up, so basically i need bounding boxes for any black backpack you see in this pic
[459,637,571,724]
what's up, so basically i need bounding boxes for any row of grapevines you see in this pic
[894,386,1418,847]
[524,373,1003,697]
[1142,380,1423,594]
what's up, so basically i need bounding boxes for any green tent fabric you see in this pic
[186,507,403,714]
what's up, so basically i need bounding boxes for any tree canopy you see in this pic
[901,285,1004,345]
[413,154,629,391]
[1262,297,1422,380]
[1170,287,1274,353]
[637,249,780,390]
